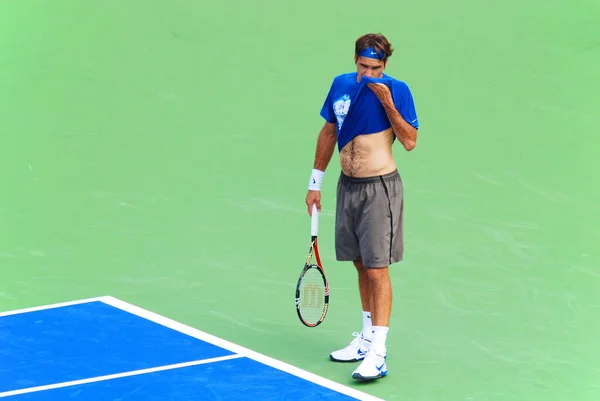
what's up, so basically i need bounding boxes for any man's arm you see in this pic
[313,121,337,171]
[305,121,337,215]
[368,83,418,151]
[383,102,417,151]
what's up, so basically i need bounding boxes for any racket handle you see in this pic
[311,204,319,236]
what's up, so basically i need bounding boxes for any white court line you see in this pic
[0,354,243,398]
[100,296,386,401]
[0,296,386,401]
[0,296,107,317]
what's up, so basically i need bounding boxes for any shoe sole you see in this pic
[352,371,388,380]
[329,354,367,363]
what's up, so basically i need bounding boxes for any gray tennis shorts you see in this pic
[335,169,404,268]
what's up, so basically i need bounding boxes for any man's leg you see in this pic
[354,258,373,341]
[352,171,403,380]
[366,266,392,354]
[366,266,392,327]
[351,264,392,380]
[330,175,372,363]
[329,258,374,362]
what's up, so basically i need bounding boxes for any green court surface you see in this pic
[1,0,599,400]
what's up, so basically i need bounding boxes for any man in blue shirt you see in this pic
[305,33,419,381]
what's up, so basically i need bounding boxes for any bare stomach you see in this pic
[339,128,397,177]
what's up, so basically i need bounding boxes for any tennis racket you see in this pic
[295,203,330,327]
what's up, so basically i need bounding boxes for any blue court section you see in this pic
[0,299,372,400]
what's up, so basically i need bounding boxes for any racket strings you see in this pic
[298,266,326,324]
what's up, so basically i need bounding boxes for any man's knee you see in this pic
[353,258,366,271]
[366,266,389,282]
[354,258,389,281]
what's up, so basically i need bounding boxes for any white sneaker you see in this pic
[351,349,388,380]
[329,332,371,362]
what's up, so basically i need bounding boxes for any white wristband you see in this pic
[308,168,324,191]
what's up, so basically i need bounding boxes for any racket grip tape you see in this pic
[311,204,319,236]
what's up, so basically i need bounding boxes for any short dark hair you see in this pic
[355,33,394,62]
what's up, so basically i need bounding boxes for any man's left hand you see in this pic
[368,83,393,106]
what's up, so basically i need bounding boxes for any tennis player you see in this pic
[304,33,419,380]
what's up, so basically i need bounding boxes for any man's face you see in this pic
[355,55,386,81]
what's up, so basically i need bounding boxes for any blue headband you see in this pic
[358,46,384,60]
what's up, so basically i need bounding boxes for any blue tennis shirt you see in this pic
[320,72,419,152]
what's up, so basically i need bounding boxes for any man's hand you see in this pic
[305,190,321,216]
[368,82,417,151]
[368,83,393,106]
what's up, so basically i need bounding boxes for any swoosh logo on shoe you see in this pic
[376,363,385,371]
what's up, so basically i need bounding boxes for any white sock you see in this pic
[361,311,373,341]
[371,326,389,355]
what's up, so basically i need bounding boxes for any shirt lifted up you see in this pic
[320,72,419,152]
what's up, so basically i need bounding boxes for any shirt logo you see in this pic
[332,94,351,131]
